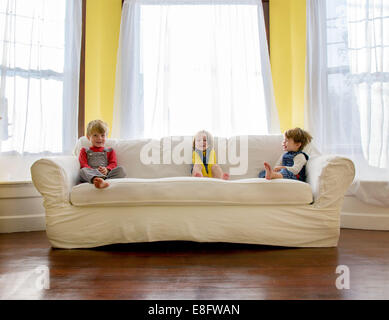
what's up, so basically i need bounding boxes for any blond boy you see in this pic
[79,120,126,188]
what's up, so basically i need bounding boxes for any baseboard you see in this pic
[0,214,45,233]
[341,196,389,231]
[0,181,46,233]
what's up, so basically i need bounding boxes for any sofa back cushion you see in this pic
[74,135,318,180]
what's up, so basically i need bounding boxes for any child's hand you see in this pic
[274,166,285,172]
[98,166,108,175]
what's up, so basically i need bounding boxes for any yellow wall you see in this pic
[270,0,306,132]
[85,0,122,136]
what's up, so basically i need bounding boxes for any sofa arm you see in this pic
[306,155,355,209]
[31,156,80,209]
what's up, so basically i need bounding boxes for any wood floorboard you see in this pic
[0,229,388,299]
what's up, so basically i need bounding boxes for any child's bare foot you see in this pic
[93,177,109,189]
[194,172,203,177]
[264,162,272,180]
[222,173,230,180]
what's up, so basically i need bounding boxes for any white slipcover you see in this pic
[31,135,355,249]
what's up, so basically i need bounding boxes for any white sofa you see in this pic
[31,135,355,249]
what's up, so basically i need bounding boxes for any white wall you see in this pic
[0,155,45,233]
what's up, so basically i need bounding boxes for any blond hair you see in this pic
[192,130,214,150]
[86,120,109,137]
[285,127,313,151]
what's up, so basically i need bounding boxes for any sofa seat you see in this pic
[70,177,313,207]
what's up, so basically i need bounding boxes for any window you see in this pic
[325,0,389,168]
[0,0,82,155]
[113,0,278,139]
[306,0,389,181]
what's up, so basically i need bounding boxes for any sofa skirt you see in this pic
[45,204,340,249]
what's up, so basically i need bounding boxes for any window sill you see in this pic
[0,155,43,184]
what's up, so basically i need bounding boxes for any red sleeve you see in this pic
[106,149,118,170]
[79,148,91,168]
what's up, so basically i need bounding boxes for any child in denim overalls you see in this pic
[259,128,313,182]
[79,120,126,188]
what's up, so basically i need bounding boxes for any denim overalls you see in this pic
[259,151,309,182]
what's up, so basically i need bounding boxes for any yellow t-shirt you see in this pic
[192,148,216,177]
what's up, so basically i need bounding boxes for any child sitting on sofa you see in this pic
[191,130,230,180]
[259,127,313,182]
[79,120,126,188]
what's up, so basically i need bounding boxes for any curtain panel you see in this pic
[0,0,82,155]
[113,0,279,139]
[306,0,389,206]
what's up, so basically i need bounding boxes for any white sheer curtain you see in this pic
[113,0,279,139]
[306,0,389,206]
[0,0,81,155]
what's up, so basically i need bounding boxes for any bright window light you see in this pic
[139,3,268,138]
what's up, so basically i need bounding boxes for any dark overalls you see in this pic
[258,151,309,182]
[79,147,126,183]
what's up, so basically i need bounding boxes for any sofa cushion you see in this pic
[73,135,285,180]
[73,135,320,181]
[70,177,313,207]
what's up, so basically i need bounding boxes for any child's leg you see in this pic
[192,164,203,177]
[263,162,283,180]
[80,168,109,188]
[211,164,230,180]
[258,170,266,178]
[106,166,126,180]
[80,168,105,183]
[279,168,298,180]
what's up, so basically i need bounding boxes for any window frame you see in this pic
[78,0,86,138]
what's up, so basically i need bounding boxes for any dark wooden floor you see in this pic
[0,229,388,300]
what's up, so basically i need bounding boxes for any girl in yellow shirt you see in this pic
[191,130,230,180]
